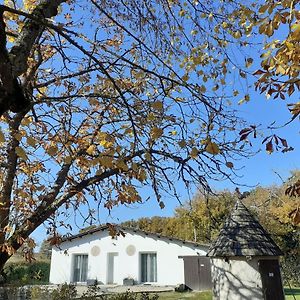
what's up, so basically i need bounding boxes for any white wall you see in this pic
[49,229,207,286]
[210,257,264,300]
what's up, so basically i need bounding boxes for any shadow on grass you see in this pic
[284,287,300,295]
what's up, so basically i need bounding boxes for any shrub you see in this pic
[3,261,50,285]
[51,283,78,300]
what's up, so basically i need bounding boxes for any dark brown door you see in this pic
[182,256,212,291]
[259,259,284,300]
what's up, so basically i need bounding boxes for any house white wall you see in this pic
[49,228,207,286]
[210,257,264,300]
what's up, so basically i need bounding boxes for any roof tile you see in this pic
[207,200,283,257]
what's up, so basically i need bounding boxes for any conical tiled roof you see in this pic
[207,200,283,257]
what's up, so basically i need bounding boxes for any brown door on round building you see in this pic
[258,259,284,300]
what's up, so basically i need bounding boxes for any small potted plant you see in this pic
[123,276,134,286]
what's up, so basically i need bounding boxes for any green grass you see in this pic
[157,291,212,300]
[284,287,300,300]
[156,287,300,300]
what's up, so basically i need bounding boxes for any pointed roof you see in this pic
[207,200,283,257]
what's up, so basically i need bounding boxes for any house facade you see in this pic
[49,225,209,286]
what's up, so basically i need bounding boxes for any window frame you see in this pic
[71,253,89,283]
[140,252,157,283]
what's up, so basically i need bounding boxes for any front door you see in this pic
[107,252,118,284]
[259,259,284,300]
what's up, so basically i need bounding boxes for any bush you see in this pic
[281,254,300,286]
[3,261,50,285]
[51,283,78,300]
[0,282,160,300]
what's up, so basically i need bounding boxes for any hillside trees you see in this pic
[0,0,256,271]
[123,183,300,282]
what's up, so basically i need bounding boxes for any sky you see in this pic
[102,95,300,222]
[33,91,299,248]
[30,1,300,248]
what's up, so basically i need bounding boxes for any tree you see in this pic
[39,239,52,260]
[0,0,255,271]
[2,0,299,272]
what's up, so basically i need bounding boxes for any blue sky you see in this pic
[31,1,300,247]
[33,89,299,248]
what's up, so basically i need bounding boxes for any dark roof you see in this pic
[207,200,283,257]
[60,224,209,249]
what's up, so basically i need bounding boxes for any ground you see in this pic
[157,291,212,300]
[64,285,300,299]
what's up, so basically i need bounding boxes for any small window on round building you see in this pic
[126,245,136,256]
[91,245,101,256]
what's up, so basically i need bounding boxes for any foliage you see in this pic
[23,284,160,300]
[39,239,52,260]
[0,0,299,271]
[174,191,235,242]
[123,191,236,243]
[101,291,159,300]
[3,261,50,285]
[0,0,257,270]
[50,283,78,300]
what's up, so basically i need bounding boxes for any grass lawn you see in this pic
[285,287,300,300]
[157,291,212,300]
[156,287,300,300]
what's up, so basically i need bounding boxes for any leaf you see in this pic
[239,128,252,135]
[205,141,220,155]
[233,30,242,39]
[27,136,36,147]
[15,146,28,160]
[0,130,5,143]
[47,145,58,156]
[23,0,37,11]
[253,69,265,76]
[151,127,163,140]
[279,137,288,148]
[151,101,163,111]
[266,141,273,153]
[14,133,23,141]
[178,140,186,148]
[288,102,300,117]
[64,156,73,164]
[245,58,253,68]
[239,70,246,78]
[240,133,249,141]
[258,4,268,14]
[288,84,295,96]
[86,145,96,155]
[182,74,189,82]
[190,147,199,158]
[226,162,234,169]
[98,156,113,168]
[159,201,165,209]
[116,160,129,171]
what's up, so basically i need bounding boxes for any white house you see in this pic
[49,225,209,286]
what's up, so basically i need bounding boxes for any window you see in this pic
[140,253,157,282]
[72,254,88,282]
